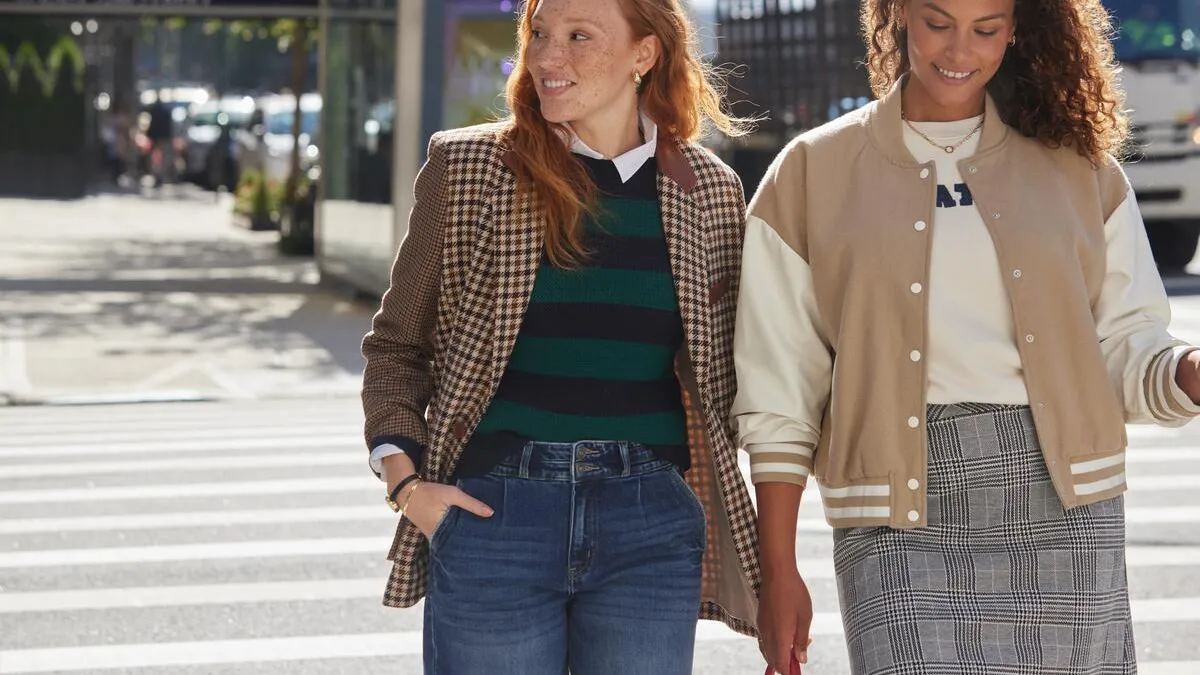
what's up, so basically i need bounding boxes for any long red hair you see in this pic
[501,0,752,267]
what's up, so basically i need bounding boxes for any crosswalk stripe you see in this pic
[0,528,1194,569]
[0,412,357,435]
[0,505,389,534]
[0,578,387,613]
[1,500,1196,536]
[0,435,358,460]
[0,451,360,478]
[1,615,1196,672]
[0,536,388,568]
[0,424,360,449]
[0,476,377,504]
[1129,474,1200,490]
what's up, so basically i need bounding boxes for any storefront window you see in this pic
[442,7,516,129]
[322,19,395,205]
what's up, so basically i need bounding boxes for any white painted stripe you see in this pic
[1125,424,1189,440]
[826,506,891,520]
[1129,474,1200,490]
[1140,663,1200,675]
[1071,452,1125,475]
[0,424,360,448]
[0,435,358,460]
[819,483,890,499]
[1125,447,1200,462]
[0,631,422,672]
[1131,596,1200,623]
[0,537,390,569]
[0,504,387,534]
[0,578,385,613]
[0,614,837,672]
[0,411,355,434]
[1125,505,1200,524]
[1074,472,1126,496]
[2,558,831,612]
[0,323,33,398]
[1125,545,1200,567]
[0,452,359,478]
[0,476,379,505]
[0,614,1196,672]
[749,462,811,476]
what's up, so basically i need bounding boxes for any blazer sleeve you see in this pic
[360,134,449,475]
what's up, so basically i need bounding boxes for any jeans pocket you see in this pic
[429,506,460,552]
[665,467,706,520]
[662,468,707,551]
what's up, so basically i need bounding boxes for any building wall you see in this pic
[716,0,872,190]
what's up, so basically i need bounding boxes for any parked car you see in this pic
[235,93,321,187]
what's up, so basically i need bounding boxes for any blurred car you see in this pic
[235,93,322,187]
[181,96,256,189]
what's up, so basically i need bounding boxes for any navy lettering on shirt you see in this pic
[936,182,974,208]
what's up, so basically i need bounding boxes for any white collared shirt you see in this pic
[567,111,658,184]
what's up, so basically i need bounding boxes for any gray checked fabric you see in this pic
[361,122,760,636]
[833,403,1135,674]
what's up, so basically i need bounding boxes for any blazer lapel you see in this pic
[491,153,546,385]
[655,137,713,387]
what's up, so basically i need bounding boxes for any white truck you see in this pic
[1110,0,1200,273]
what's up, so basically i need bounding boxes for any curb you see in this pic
[1,390,216,407]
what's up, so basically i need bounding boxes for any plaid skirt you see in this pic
[833,403,1135,675]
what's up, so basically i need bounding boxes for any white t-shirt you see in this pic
[903,116,1030,404]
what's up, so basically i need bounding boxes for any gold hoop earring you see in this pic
[633,71,643,89]
[1009,34,1017,46]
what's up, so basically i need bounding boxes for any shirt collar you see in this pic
[567,111,658,183]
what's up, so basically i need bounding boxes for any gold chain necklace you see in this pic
[902,111,984,154]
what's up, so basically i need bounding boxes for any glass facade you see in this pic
[322,18,395,206]
[314,0,399,295]
[441,5,516,130]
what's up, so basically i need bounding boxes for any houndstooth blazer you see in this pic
[361,122,760,636]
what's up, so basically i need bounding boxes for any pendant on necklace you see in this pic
[944,146,954,154]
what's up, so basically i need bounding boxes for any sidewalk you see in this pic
[0,189,374,406]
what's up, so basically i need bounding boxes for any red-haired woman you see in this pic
[360,0,759,672]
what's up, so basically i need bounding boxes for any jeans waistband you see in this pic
[489,441,668,482]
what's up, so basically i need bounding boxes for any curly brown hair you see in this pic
[861,0,1131,159]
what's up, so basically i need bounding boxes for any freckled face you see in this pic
[903,0,1015,119]
[526,0,650,128]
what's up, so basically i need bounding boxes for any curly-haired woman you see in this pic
[732,0,1200,673]
[361,0,761,672]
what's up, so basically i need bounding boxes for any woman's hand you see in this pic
[383,454,493,538]
[402,480,494,538]
[759,565,814,674]
[1175,349,1200,405]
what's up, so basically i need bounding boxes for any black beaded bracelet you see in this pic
[389,473,422,504]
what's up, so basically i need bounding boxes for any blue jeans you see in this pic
[423,441,706,675]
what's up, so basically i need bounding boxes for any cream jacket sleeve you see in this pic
[730,142,833,486]
[1093,186,1200,425]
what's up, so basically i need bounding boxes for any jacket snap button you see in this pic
[453,420,468,439]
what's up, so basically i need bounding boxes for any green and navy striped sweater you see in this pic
[455,155,688,478]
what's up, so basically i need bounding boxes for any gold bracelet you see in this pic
[399,480,424,514]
